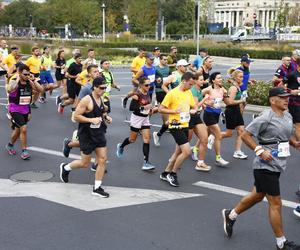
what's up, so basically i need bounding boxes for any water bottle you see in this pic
[271,150,278,157]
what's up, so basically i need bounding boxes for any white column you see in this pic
[262,10,266,28]
[229,11,232,28]
[266,10,270,28]
[223,11,227,27]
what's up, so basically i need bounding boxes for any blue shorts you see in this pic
[40,71,54,84]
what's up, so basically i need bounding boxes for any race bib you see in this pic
[242,90,248,99]
[106,85,111,93]
[61,69,65,74]
[140,108,150,115]
[19,96,31,105]
[148,74,155,83]
[277,142,290,157]
[90,122,101,129]
[180,112,190,123]
[213,98,222,109]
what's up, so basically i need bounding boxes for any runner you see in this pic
[25,46,42,109]
[82,48,96,69]
[101,59,120,113]
[188,73,211,171]
[0,39,8,77]
[3,46,19,79]
[122,47,146,108]
[54,49,66,104]
[153,54,170,147]
[273,56,294,87]
[190,48,208,72]
[116,77,157,171]
[153,47,161,67]
[167,46,178,73]
[57,53,82,114]
[290,49,300,71]
[5,64,43,159]
[132,53,156,99]
[221,69,248,159]
[202,72,229,166]
[158,72,198,187]
[59,76,112,198]
[197,56,213,88]
[222,87,300,250]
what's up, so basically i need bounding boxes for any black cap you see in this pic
[199,48,208,53]
[92,77,106,88]
[269,87,290,98]
[146,53,155,59]
[153,47,160,51]
[241,56,253,63]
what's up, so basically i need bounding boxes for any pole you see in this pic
[196,1,200,55]
[157,0,162,40]
[102,3,106,43]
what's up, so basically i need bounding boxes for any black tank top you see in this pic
[201,66,210,88]
[133,90,151,117]
[78,94,107,142]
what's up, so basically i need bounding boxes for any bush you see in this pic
[247,81,273,106]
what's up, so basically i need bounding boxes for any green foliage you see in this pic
[247,81,273,106]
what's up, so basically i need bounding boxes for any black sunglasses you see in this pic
[144,84,151,87]
[22,73,30,76]
[99,86,107,90]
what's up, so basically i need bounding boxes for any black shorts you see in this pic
[79,134,107,155]
[55,72,65,81]
[288,104,300,123]
[0,70,7,76]
[67,80,81,99]
[10,112,29,129]
[170,128,189,145]
[203,111,220,126]
[253,169,281,196]
[189,113,203,129]
[103,97,111,113]
[225,106,244,129]
[156,92,166,103]
[130,126,150,132]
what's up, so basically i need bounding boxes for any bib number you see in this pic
[213,98,222,109]
[90,122,101,129]
[180,112,190,123]
[140,108,150,115]
[148,74,155,83]
[105,85,111,93]
[277,142,290,157]
[242,90,248,99]
[19,96,31,105]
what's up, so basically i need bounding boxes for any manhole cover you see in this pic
[10,170,54,182]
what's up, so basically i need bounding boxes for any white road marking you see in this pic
[0,178,202,211]
[124,120,162,128]
[193,181,299,208]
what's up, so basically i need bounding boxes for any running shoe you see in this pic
[62,138,72,158]
[191,146,199,161]
[293,205,300,218]
[252,113,259,120]
[160,171,169,181]
[38,97,46,104]
[233,151,248,159]
[59,163,69,183]
[116,143,124,158]
[56,96,62,106]
[166,172,179,187]
[222,209,235,238]
[20,149,30,160]
[5,144,16,155]
[91,163,97,172]
[195,162,211,172]
[92,186,109,198]
[221,112,226,124]
[30,103,38,109]
[153,131,161,147]
[207,134,215,150]
[121,97,128,109]
[215,157,229,167]
[276,240,300,250]
[57,103,64,114]
[142,161,156,171]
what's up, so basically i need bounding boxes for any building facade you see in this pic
[213,0,300,28]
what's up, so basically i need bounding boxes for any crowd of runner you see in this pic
[1,39,300,249]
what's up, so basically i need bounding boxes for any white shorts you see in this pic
[130,113,151,130]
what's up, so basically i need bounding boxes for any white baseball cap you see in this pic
[176,59,190,67]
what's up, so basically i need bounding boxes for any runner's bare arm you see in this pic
[132,69,143,86]
[7,79,18,93]
[162,75,173,93]
[74,96,99,124]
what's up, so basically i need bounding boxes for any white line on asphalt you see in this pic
[28,146,96,163]
[193,181,298,208]
[124,120,161,128]
[0,102,6,106]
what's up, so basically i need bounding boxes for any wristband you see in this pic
[254,145,263,152]
[255,149,265,156]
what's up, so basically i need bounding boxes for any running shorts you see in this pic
[67,81,81,99]
[225,105,244,129]
[189,113,203,129]
[288,104,300,123]
[170,128,189,145]
[10,112,29,129]
[203,111,220,126]
[40,71,54,84]
[253,169,281,196]
[130,113,150,132]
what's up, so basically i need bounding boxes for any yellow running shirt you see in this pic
[131,56,145,77]
[2,54,16,69]
[161,86,195,128]
[26,56,41,74]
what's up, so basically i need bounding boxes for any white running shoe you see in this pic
[207,134,215,150]
[195,162,211,172]
[233,151,248,159]
[215,157,229,167]
[153,131,160,147]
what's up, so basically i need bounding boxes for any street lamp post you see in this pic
[196,1,200,55]
[102,3,106,43]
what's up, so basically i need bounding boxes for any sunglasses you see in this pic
[99,86,107,90]
[144,84,151,87]
[22,73,30,76]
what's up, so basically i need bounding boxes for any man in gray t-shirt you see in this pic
[222,87,300,250]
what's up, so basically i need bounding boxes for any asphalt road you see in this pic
[0,66,299,250]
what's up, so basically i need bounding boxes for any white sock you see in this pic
[94,180,102,189]
[197,160,204,165]
[229,209,238,220]
[276,236,286,249]
[64,164,72,171]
